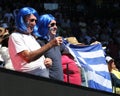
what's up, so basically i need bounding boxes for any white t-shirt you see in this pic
[0,44,3,62]
[8,32,49,77]
[0,46,14,70]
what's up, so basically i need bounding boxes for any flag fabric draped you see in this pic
[64,42,112,93]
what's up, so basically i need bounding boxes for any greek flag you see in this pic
[65,42,112,93]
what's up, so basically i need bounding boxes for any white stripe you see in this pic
[77,50,104,58]
[87,71,112,89]
[89,64,109,71]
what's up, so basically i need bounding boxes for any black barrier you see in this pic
[0,68,118,96]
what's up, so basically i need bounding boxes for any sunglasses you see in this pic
[50,23,57,27]
[29,19,37,23]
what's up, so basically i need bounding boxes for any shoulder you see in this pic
[37,38,48,46]
[10,32,28,40]
[10,32,22,38]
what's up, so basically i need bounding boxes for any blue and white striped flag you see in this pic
[64,42,112,92]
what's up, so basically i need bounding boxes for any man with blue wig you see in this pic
[8,7,63,78]
[34,14,69,81]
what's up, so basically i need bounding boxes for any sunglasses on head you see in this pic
[50,23,57,27]
[30,19,37,23]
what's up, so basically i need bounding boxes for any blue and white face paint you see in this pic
[33,14,56,40]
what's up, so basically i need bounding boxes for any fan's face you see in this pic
[0,27,9,43]
[48,20,57,36]
[25,14,37,33]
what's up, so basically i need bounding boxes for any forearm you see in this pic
[19,36,62,62]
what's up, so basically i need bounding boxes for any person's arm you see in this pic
[19,36,62,63]
[111,73,120,87]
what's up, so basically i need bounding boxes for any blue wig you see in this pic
[15,7,39,33]
[34,14,55,39]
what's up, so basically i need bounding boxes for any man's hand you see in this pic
[50,36,63,46]
[44,58,52,68]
